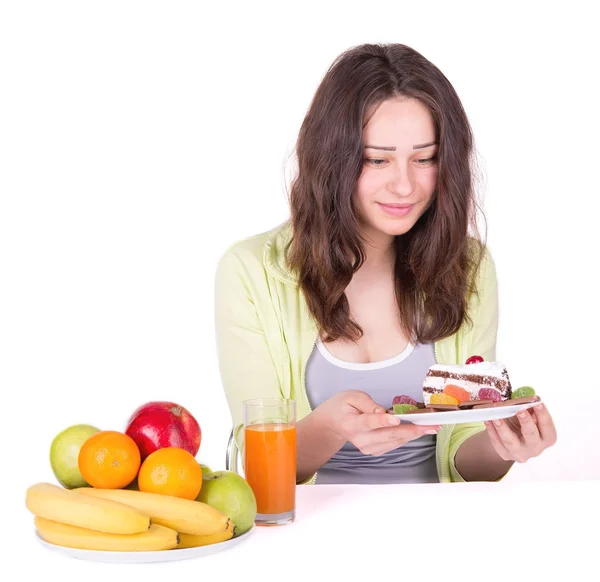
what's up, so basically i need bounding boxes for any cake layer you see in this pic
[422,361,512,405]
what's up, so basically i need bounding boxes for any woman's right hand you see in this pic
[319,390,442,457]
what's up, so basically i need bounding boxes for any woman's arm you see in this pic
[296,405,347,483]
[453,429,514,481]
[215,249,346,482]
[214,251,284,451]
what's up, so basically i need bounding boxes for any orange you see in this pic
[137,447,203,500]
[78,430,141,489]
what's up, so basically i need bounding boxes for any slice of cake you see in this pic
[422,360,513,406]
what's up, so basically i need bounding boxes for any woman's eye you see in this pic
[365,156,437,167]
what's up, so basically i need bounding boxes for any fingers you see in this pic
[490,418,529,461]
[515,409,542,450]
[344,390,386,414]
[378,423,441,441]
[532,403,558,446]
[484,421,512,461]
[485,402,557,463]
[354,423,441,456]
[353,412,401,432]
[356,412,439,435]
[487,413,542,463]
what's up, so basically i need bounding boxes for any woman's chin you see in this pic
[358,212,423,241]
[372,219,417,238]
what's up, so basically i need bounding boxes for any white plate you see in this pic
[35,525,256,563]
[394,400,541,425]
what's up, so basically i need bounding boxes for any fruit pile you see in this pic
[26,400,257,553]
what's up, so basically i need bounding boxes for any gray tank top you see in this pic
[305,339,438,484]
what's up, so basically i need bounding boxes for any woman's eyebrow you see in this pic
[364,141,438,151]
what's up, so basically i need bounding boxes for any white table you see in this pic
[20,480,599,581]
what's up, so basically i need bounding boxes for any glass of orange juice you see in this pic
[243,398,296,526]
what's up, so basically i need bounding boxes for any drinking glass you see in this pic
[243,398,296,526]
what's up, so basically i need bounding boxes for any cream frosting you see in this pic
[426,361,508,377]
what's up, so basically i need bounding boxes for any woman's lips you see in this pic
[377,202,415,217]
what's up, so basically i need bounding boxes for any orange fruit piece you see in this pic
[429,392,459,405]
[443,384,471,403]
[78,430,141,489]
[137,447,203,500]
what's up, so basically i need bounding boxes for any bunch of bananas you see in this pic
[26,483,236,551]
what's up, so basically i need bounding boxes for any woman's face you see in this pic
[355,97,439,245]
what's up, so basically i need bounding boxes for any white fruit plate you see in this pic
[35,525,256,563]
[394,400,542,426]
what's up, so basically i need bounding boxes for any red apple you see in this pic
[124,401,201,461]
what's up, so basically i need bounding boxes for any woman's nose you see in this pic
[388,165,414,196]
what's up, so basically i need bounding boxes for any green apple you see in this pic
[196,470,257,536]
[199,463,213,477]
[49,424,101,488]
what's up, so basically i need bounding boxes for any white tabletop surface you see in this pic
[15,479,599,581]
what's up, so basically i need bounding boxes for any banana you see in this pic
[75,487,235,536]
[177,528,234,549]
[26,483,150,534]
[35,516,179,551]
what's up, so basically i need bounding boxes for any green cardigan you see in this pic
[214,221,500,484]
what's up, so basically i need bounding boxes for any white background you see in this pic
[1,1,598,579]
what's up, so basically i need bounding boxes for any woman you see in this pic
[214,43,557,485]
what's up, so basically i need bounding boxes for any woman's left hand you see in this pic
[484,401,557,463]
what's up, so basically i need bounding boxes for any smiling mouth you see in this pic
[378,203,415,208]
[377,202,416,217]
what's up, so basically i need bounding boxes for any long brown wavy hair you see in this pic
[286,43,487,344]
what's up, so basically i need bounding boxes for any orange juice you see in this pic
[244,423,296,515]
